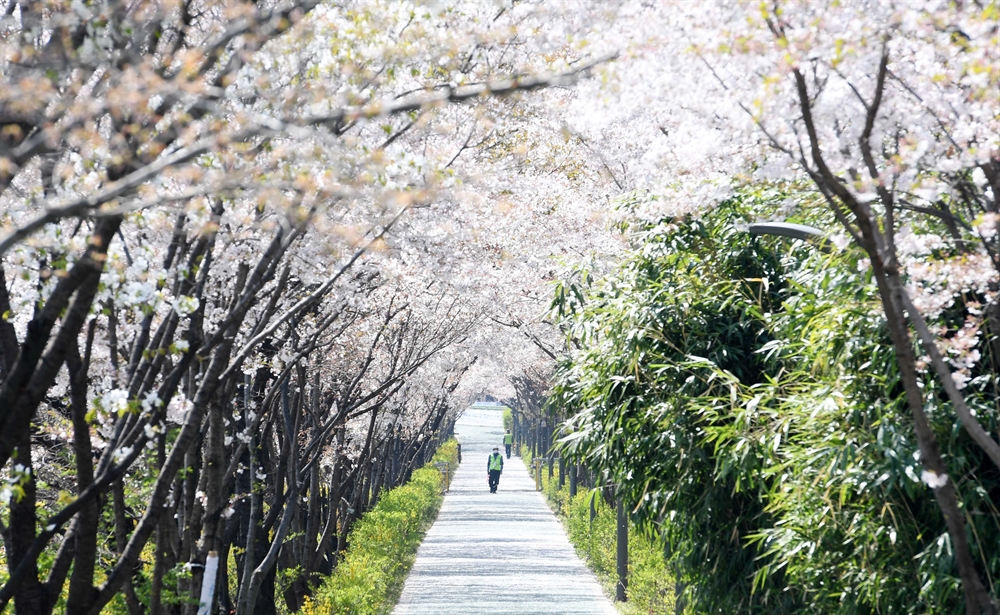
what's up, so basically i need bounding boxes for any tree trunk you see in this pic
[112,479,143,615]
[9,430,47,615]
[65,340,99,615]
[876,264,996,615]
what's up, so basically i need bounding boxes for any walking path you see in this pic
[393,408,616,615]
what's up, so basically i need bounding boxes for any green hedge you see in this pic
[525,451,676,614]
[300,440,458,615]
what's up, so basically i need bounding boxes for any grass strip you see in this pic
[521,447,676,614]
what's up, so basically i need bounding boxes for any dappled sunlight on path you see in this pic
[393,409,615,615]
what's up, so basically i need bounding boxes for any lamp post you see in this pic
[747,222,831,252]
[616,494,628,602]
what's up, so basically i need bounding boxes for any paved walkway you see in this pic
[394,408,616,615]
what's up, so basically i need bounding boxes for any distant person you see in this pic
[503,429,513,459]
[487,446,504,493]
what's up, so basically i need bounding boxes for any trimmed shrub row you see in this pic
[300,439,459,615]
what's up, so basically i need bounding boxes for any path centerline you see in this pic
[393,408,616,615]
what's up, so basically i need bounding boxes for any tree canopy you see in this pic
[1,0,997,613]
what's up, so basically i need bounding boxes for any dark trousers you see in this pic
[488,470,502,492]
[504,444,511,458]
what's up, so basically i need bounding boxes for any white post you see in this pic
[196,551,219,615]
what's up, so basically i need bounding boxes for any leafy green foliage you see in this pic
[549,191,1000,614]
[552,194,797,613]
[300,440,459,615]
[729,251,999,613]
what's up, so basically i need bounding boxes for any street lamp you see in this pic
[747,222,832,252]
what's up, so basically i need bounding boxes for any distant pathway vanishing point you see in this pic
[393,408,616,615]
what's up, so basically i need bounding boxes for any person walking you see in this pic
[487,446,504,493]
[503,429,513,459]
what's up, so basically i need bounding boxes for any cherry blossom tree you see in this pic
[0,0,622,612]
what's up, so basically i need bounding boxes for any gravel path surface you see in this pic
[393,408,616,615]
